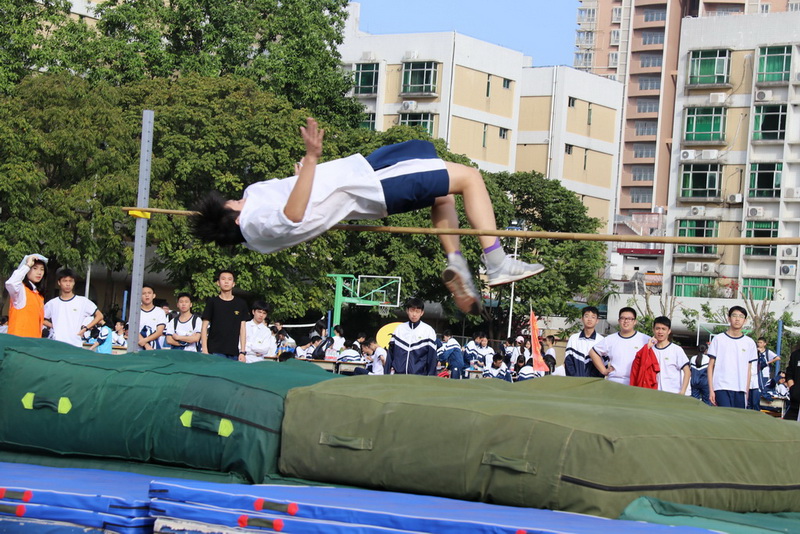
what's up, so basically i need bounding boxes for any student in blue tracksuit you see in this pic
[385,297,438,375]
[437,329,464,379]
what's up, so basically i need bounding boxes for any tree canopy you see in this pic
[1,0,362,126]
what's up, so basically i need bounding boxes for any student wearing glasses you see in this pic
[707,306,757,409]
[589,307,650,385]
[588,307,650,385]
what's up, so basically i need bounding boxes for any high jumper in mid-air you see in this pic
[190,117,544,315]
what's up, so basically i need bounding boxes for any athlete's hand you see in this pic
[300,117,324,159]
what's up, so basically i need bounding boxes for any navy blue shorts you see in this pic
[365,140,450,215]
[715,389,746,409]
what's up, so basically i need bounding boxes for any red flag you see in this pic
[530,309,548,373]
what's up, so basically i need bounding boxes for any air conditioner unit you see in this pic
[755,90,773,102]
[360,51,376,61]
[400,100,418,112]
[680,149,697,161]
[709,92,727,105]
[690,205,706,216]
[701,262,716,273]
[701,149,719,160]
[727,193,743,204]
[786,187,800,199]
[403,50,419,60]
[686,262,703,273]
[748,206,765,217]
[784,247,798,258]
[781,264,797,276]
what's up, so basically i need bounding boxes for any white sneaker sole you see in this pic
[487,264,546,287]
[442,268,483,315]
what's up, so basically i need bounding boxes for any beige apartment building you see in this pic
[575,1,796,219]
[341,3,623,229]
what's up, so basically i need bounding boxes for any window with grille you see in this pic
[643,8,667,22]
[742,278,775,300]
[639,75,661,90]
[685,107,726,142]
[354,63,379,95]
[635,121,658,136]
[642,31,665,45]
[688,50,730,85]
[574,52,594,68]
[640,54,663,68]
[637,98,659,113]
[753,105,787,140]
[632,165,654,181]
[634,143,656,158]
[681,164,720,198]
[676,220,718,255]
[749,163,782,198]
[745,221,778,256]
[610,30,620,46]
[399,113,434,135]
[674,276,714,297]
[612,6,623,23]
[359,112,376,131]
[757,46,791,83]
[609,52,619,67]
[401,62,438,94]
[578,8,596,22]
[630,187,653,204]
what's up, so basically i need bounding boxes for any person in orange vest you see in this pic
[4,254,48,338]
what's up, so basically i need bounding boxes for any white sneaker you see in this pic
[485,256,545,287]
[442,257,483,315]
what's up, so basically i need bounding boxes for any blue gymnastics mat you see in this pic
[149,480,714,533]
[0,462,153,533]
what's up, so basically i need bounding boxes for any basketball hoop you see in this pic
[378,302,392,318]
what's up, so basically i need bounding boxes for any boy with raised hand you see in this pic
[564,306,605,377]
[190,118,545,317]
[707,306,756,409]
[44,268,103,347]
[650,316,690,395]
[201,270,251,360]
[165,292,202,352]
[588,307,650,385]
[385,297,438,375]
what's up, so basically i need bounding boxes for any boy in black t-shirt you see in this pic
[200,270,251,359]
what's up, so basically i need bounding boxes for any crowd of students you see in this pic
[2,255,794,408]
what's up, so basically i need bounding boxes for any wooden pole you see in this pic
[120,207,799,246]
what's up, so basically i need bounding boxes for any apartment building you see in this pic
[575,1,795,241]
[517,66,623,230]
[341,3,623,229]
[665,10,800,309]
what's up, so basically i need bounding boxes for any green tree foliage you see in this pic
[41,0,362,126]
[490,171,607,320]
[0,0,72,93]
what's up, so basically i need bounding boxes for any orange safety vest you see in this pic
[8,285,44,338]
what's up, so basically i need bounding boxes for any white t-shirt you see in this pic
[44,296,98,347]
[239,155,388,253]
[244,320,277,362]
[591,331,651,385]
[708,333,757,393]
[654,342,690,394]
[368,347,387,375]
[139,306,168,349]
[164,315,202,352]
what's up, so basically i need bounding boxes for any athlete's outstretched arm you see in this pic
[283,117,324,223]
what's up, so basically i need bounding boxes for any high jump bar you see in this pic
[120,207,800,246]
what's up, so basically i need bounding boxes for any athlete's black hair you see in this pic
[190,192,245,247]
